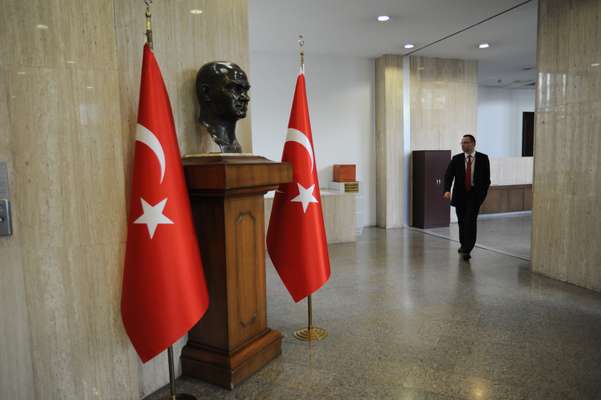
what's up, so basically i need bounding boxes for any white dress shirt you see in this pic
[464,151,476,186]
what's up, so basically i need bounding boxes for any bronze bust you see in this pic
[196,61,250,153]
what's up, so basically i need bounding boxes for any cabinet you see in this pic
[412,150,451,228]
[480,184,532,214]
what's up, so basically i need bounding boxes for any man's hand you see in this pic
[443,192,451,201]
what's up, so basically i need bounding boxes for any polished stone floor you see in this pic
[424,213,532,260]
[147,227,601,400]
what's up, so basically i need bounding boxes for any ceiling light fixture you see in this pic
[377,15,390,22]
[478,43,490,49]
[36,24,49,30]
[592,63,600,67]
[190,9,203,15]
[404,44,415,49]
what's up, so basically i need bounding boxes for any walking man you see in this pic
[443,134,491,261]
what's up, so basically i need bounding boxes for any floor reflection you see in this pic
[423,213,532,260]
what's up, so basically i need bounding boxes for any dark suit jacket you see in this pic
[443,152,491,207]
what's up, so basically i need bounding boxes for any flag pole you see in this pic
[293,35,328,343]
[142,2,196,398]
[298,34,305,72]
[144,0,153,49]
[294,294,327,341]
[160,345,195,400]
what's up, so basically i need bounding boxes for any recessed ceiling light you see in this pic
[592,63,600,67]
[17,71,26,75]
[86,86,94,90]
[404,44,415,49]
[478,43,490,49]
[36,24,49,30]
[377,15,390,22]
[66,60,76,64]
[190,9,203,15]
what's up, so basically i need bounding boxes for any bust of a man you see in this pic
[196,61,250,153]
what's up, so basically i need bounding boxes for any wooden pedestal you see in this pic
[181,155,291,389]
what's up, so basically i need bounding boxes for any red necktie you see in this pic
[465,155,472,192]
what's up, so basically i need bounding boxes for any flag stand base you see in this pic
[160,346,197,400]
[294,327,328,341]
[294,295,328,342]
[162,395,196,400]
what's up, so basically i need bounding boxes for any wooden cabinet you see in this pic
[412,150,451,228]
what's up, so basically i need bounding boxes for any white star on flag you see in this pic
[291,183,319,213]
[134,197,174,239]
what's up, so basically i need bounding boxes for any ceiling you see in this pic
[249,0,538,87]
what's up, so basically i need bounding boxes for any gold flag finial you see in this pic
[144,0,153,49]
[298,35,305,71]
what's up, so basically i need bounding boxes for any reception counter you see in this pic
[264,189,359,244]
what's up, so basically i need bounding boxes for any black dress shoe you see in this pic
[462,253,471,261]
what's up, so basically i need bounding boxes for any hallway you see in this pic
[148,227,601,400]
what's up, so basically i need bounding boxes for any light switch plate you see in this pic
[0,199,12,236]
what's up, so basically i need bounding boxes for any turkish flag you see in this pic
[266,71,331,302]
[121,45,209,362]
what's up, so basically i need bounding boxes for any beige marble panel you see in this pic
[532,0,601,292]
[1,1,144,399]
[0,66,35,400]
[375,55,404,228]
[410,56,478,153]
[2,1,253,398]
[114,0,252,159]
[0,0,118,70]
[2,63,139,399]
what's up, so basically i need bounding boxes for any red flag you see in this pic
[121,45,209,362]
[266,71,331,302]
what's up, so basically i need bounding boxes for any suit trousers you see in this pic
[455,191,481,253]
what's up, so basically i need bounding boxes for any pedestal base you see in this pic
[181,155,291,390]
[181,329,282,389]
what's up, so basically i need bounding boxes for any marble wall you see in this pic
[114,0,252,157]
[410,56,478,153]
[490,157,534,186]
[375,55,404,228]
[375,56,479,227]
[113,1,251,395]
[407,56,478,225]
[532,0,601,291]
[0,1,251,399]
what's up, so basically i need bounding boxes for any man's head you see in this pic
[196,61,250,121]
[461,134,476,153]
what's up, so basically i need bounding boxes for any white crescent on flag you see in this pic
[285,128,314,172]
[136,123,166,183]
